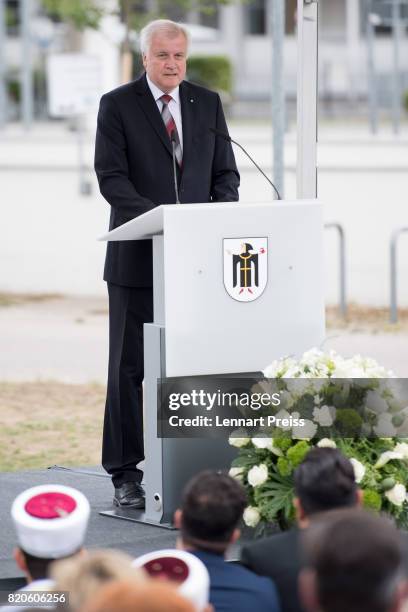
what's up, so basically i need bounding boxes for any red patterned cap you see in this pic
[25,492,77,519]
[143,557,189,583]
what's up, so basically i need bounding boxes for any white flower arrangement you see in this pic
[228,349,408,530]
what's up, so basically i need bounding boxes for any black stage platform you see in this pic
[0,465,244,583]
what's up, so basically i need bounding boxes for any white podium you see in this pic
[100,200,325,526]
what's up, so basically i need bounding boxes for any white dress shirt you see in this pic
[146,74,184,153]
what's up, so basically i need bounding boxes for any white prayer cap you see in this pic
[133,549,210,611]
[11,484,90,559]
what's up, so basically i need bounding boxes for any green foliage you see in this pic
[380,477,396,491]
[231,448,259,471]
[236,434,408,530]
[40,0,105,30]
[404,91,408,113]
[362,489,382,512]
[187,55,233,95]
[273,435,293,452]
[335,409,363,436]
[286,441,310,467]
[7,77,20,103]
[277,457,292,477]
[254,470,295,527]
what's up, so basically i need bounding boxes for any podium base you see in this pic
[99,508,175,530]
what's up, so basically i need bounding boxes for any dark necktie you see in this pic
[160,94,182,166]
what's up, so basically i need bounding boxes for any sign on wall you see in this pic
[47,54,102,117]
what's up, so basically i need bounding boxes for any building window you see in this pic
[160,1,188,23]
[361,0,408,35]
[246,0,266,35]
[6,0,19,35]
[199,5,219,29]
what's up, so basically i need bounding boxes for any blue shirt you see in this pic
[191,550,281,612]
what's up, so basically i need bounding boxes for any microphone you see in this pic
[209,127,281,200]
[170,130,180,204]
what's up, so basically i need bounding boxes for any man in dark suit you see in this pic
[94,19,239,507]
[174,470,281,612]
[240,448,363,612]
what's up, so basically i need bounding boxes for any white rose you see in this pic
[279,391,295,409]
[366,390,389,414]
[229,429,250,448]
[350,458,366,483]
[252,437,272,450]
[313,405,335,427]
[394,442,408,459]
[243,506,261,527]
[313,377,329,389]
[374,414,397,438]
[292,418,318,440]
[247,464,268,487]
[385,483,406,507]
[317,438,337,449]
[274,409,293,432]
[263,360,282,378]
[301,348,324,365]
[228,467,244,481]
[374,451,403,469]
[252,436,283,457]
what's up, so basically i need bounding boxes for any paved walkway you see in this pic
[1,296,407,382]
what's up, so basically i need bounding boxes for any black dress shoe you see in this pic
[114,482,145,509]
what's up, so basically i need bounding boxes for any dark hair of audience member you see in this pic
[19,548,80,581]
[301,509,404,612]
[82,580,195,612]
[294,448,358,515]
[180,470,247,551]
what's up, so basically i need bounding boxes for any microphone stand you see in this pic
[170,131,181,204]
[209,127,282,201]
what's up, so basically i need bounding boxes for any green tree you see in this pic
[40,0,105,31]
[40,0,227,80]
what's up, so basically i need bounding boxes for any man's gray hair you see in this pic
[140,19,190,55]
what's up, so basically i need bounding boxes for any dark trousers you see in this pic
[102,283,153,488]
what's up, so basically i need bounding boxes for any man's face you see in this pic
[143,32,187,93]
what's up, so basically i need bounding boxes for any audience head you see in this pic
[11,484,90,582]
[82,580,195,612]
[293,448,361,526]
[133,549,209,611]
[174,470,247,554]
[299,509,407,612]
[51,548,146,611]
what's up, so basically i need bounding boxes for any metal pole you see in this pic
[0,0,6,128]
[77,115,92,196]
[366,5,378,134]
[390,231,398,323]
[389,227,408,323]
[297,0,318,199]
[325,223,347,318]
[20,0,34,129]
[271,0,285,199]
[391,0,401,134]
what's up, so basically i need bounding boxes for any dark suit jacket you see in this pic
[192,550,281,612]
[240,529,304,612]
[94,73,240,287]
